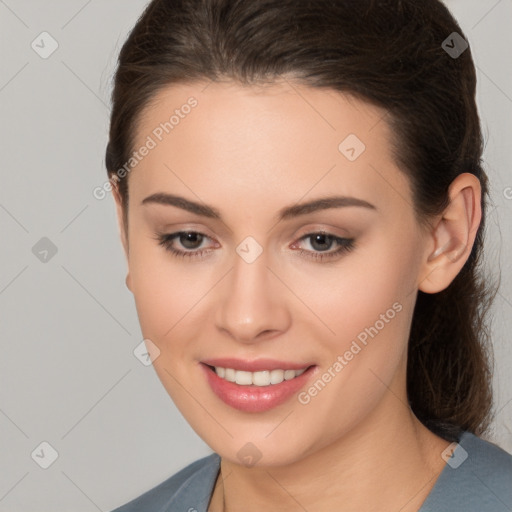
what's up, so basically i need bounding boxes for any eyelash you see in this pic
[293,234,355,261]
[153,230,355,262]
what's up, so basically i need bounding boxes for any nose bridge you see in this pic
[215,240,290,342]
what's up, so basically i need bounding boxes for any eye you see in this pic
[154,231,217,259]
[173,232,205,250]
[291,232,355,262]
[153,230,355,262]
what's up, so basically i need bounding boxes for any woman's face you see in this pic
[119,80,432,466]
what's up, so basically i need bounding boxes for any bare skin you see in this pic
[112,79,482,512]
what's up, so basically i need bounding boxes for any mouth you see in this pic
[200,359,317,412]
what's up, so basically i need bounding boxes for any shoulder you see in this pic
[420,431,512,512]
[110,453,221,512]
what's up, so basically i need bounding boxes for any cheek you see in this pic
[295,233,419,348]
[127,240,209,341]
[290,254,417,447]
[288,231,421,420]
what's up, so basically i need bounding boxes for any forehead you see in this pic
[129,80,412,217]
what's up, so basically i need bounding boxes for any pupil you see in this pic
[311,234,332,252]
[181,232,202,249]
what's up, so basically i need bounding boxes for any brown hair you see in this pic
[105,0,497,442]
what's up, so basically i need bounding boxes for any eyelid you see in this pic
[155,222,217,238]
[293,223,351,237]
[147,212,232,239]
[290,232,354,252]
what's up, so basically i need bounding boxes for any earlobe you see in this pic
[418,173,481,294]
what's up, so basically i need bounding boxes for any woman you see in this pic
[106,0,512,510]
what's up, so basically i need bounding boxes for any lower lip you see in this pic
[200,363,316,413]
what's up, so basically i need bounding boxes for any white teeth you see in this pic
[214,366,308,386]
[235,371,253,385]
[252,370,270,386]
[270,369,284,384]
[224,368,236,382]
[284,369,296,380]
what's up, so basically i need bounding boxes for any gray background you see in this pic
[0,1,511,510]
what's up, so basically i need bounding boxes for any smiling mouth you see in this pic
[205,364,312,386]
[201,361,317,412]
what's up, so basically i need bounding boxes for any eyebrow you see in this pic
[141,193,376,221]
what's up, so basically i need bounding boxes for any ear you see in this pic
[418,173,482,294]
[112,184,132,292]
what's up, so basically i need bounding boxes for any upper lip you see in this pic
[201,358,314,372]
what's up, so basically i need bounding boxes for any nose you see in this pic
[214,246,291,344]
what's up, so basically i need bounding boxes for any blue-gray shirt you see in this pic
[111,431,512,511]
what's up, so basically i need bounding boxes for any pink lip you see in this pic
[201,357,312,372]
[200,361,317,413]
